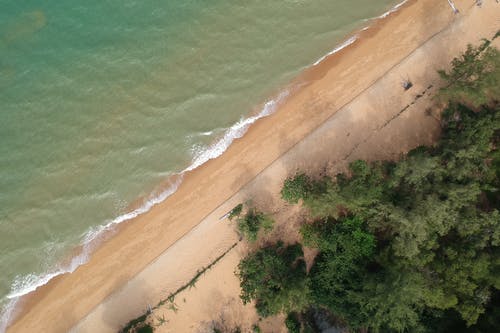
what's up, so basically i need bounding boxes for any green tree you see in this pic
[300,103,500,330]
[304,217,380,330]
[304,160,388,219]
[232,40,500,333]
[438,39,500,108]
[237,243,309,317]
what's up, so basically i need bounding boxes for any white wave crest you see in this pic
[378,0,409,19]
[0,298,20,333]
[312,0,410,68]
[184,89,290,172]
[3,176,182,309]
[0,88,291,327]
[312,36,357,66]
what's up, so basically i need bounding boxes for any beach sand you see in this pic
[6,0,500,332]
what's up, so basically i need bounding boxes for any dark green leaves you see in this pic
[237,243,309,317]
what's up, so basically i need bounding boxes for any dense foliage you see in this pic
[237,40,500,332]
[237,242,309,317]
[302,216,378,329]
[438,39,499,108]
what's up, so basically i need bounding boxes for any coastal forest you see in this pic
[236,37,500,332]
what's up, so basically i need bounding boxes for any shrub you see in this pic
[228,203,243,220]
[237,208,274,242]
[281,173,312,204]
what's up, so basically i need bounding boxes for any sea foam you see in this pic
[4,175,183,300]
[185,89,290,172]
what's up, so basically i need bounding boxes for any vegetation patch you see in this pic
[438,38,499,108]
[238,242,309,317]
[228,203,243,221]
[281,173,327,204]
[236,208,274,242]
[236,39,500,332]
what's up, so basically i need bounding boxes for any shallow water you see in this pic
[0,0,400,319]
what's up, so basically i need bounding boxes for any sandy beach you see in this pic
[6,0,500,332]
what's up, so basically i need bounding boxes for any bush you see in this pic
[228,203,243,220]
[281,173,312,204]
[237,208,274,242]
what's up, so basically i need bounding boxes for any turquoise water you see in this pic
[0,0,400,324]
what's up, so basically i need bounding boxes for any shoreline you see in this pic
[0,0,451,330]
[5,0,500,332]
[0,0,410,322]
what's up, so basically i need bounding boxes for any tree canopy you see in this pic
[237,39,500,332]
[438,39,500,108]
[237,242,309,317]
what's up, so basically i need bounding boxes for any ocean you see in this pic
[0,0,401,326]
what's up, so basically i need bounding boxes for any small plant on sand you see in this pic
[154,314,168,327]
[237,208,274,242]
[188,269,201,289]
[228,203,243,220]
[252,324,262,333]
[167,301,178,313]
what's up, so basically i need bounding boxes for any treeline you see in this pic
[236,38,500,332]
